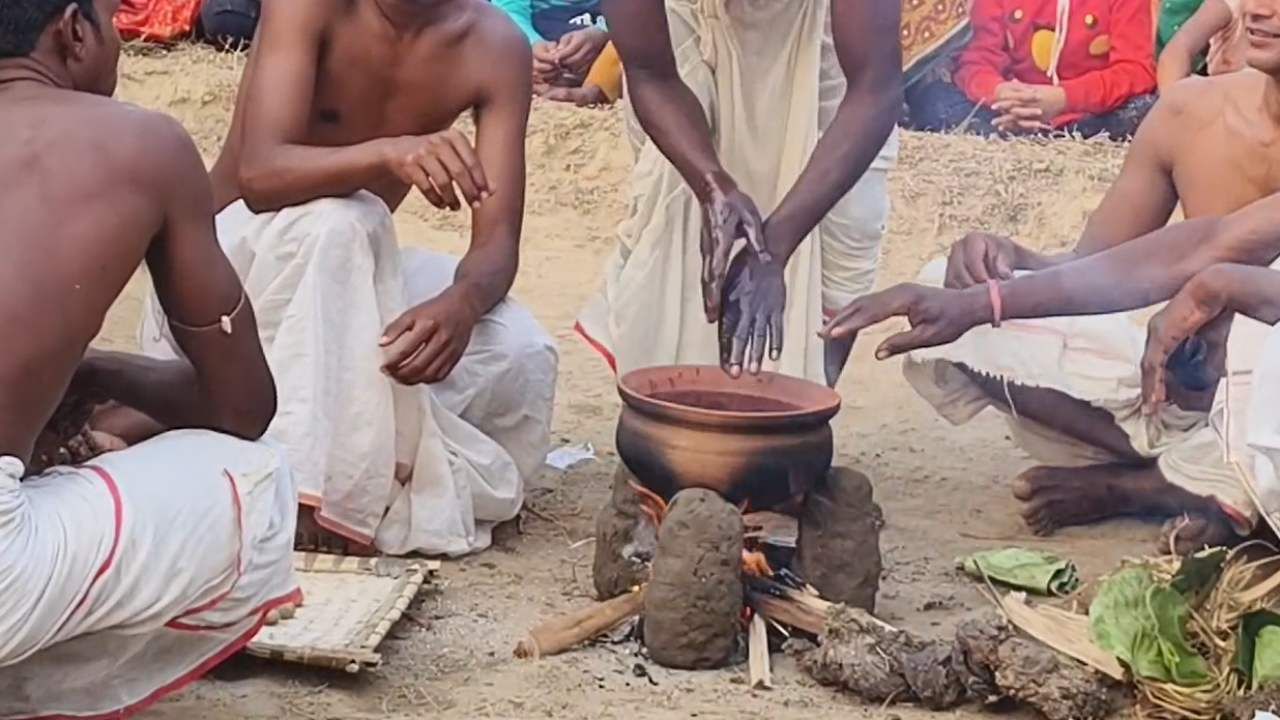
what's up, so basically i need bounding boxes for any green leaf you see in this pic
[959,548,1081,596]
[1170,548,1228,603]
[1090,567,1210,686]
[1237,611,1280,689]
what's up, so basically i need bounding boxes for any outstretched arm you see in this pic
[763,0,903,263]
[87,117,277,440]
[823,191,1280,358]
[1157,0,1233,90]
[941,88,1179,287]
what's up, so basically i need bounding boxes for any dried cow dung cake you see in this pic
[643,488,743,669]
[592,466,657,600]
[796,467,884,611]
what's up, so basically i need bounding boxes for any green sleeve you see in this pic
[493,0,544,43]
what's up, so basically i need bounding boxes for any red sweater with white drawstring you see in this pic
[954,0,1157,125]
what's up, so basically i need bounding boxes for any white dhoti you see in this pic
[1245,322,1280,536]
[902,257,1277,531]
[0,430,299,719]
[576,0,899,383]
[141,193,558,557]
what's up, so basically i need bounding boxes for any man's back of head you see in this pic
[0,0,120,96]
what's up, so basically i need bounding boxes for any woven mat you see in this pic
[246,553,439,673]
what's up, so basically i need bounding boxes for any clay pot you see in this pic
[616,365,841,510]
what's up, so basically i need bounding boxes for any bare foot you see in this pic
[1160,512,1237,556]
[295,506,377,556]
[1013,462,1208,536]
[537,84,610,107]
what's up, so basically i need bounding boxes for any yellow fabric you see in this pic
[586,42,623,102]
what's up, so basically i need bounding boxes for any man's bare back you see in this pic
[209,0,528,213]
[0,87,165,459]
[0,0,274,466]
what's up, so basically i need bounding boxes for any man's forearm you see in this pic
[1210,264,1280,325]
[998,217,1223,319]
[765,83,901,261]
[449,239,519,319]
[997,205,1280,321]
[626,70,729,201]
[85,352,267,440]
[239,138,394,212]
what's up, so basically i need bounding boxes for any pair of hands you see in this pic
[990,81,1068,134]
[533,28,609,87]
[819,232,1229,414]
[700,175,787,378]
[383,130,491,385]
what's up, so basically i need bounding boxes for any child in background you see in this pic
[493,0,621,105]
[1157,0,1246,90]
[908,0,1158,140]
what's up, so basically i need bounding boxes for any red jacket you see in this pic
[954,0,1156,125]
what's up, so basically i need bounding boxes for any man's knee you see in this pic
[288,193,396,265]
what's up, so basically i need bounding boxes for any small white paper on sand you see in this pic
[1255,713,1279,720]
[545,442,596,471]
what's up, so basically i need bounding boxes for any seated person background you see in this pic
[141,0,559,558]
[492,0,621,105]
[1157,0,1246,90]
[0,0,297,715]
[908,0,1158,139]
[200,0,259,48]
[821,21,1280,554]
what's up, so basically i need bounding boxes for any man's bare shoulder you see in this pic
[463,0,533,65]
[1159,72,1264,121]
[29,96,205,208]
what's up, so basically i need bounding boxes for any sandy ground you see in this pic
[101,46,1150,720]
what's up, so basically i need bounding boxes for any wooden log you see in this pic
[748,613,773,690]
[514,587,645,659]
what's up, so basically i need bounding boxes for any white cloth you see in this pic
[902,257,1275,530]
[140,193,558,557]
[1246,321,1280,535]
[0,430,299,719]
[576,0,898,383]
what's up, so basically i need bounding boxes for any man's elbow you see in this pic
[218,378,277,441]
[237,160,288,214]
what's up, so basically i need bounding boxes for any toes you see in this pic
[1012,475,1036,501]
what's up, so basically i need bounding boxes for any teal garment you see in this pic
[492,0,606,44]
[1157,0,1208,67]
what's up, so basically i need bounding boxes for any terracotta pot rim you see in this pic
[617,364,842,428]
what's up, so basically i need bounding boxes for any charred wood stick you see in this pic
[745,576,897,637]
[514,586,645,659]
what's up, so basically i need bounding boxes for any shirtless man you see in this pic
[141,0,559,557]
[823,1,1280,551]
[576,0,902,386]
[0,0,297,715]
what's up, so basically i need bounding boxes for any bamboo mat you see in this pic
[246,553,440,673]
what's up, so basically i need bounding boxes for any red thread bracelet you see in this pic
[987,279,1003,328]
